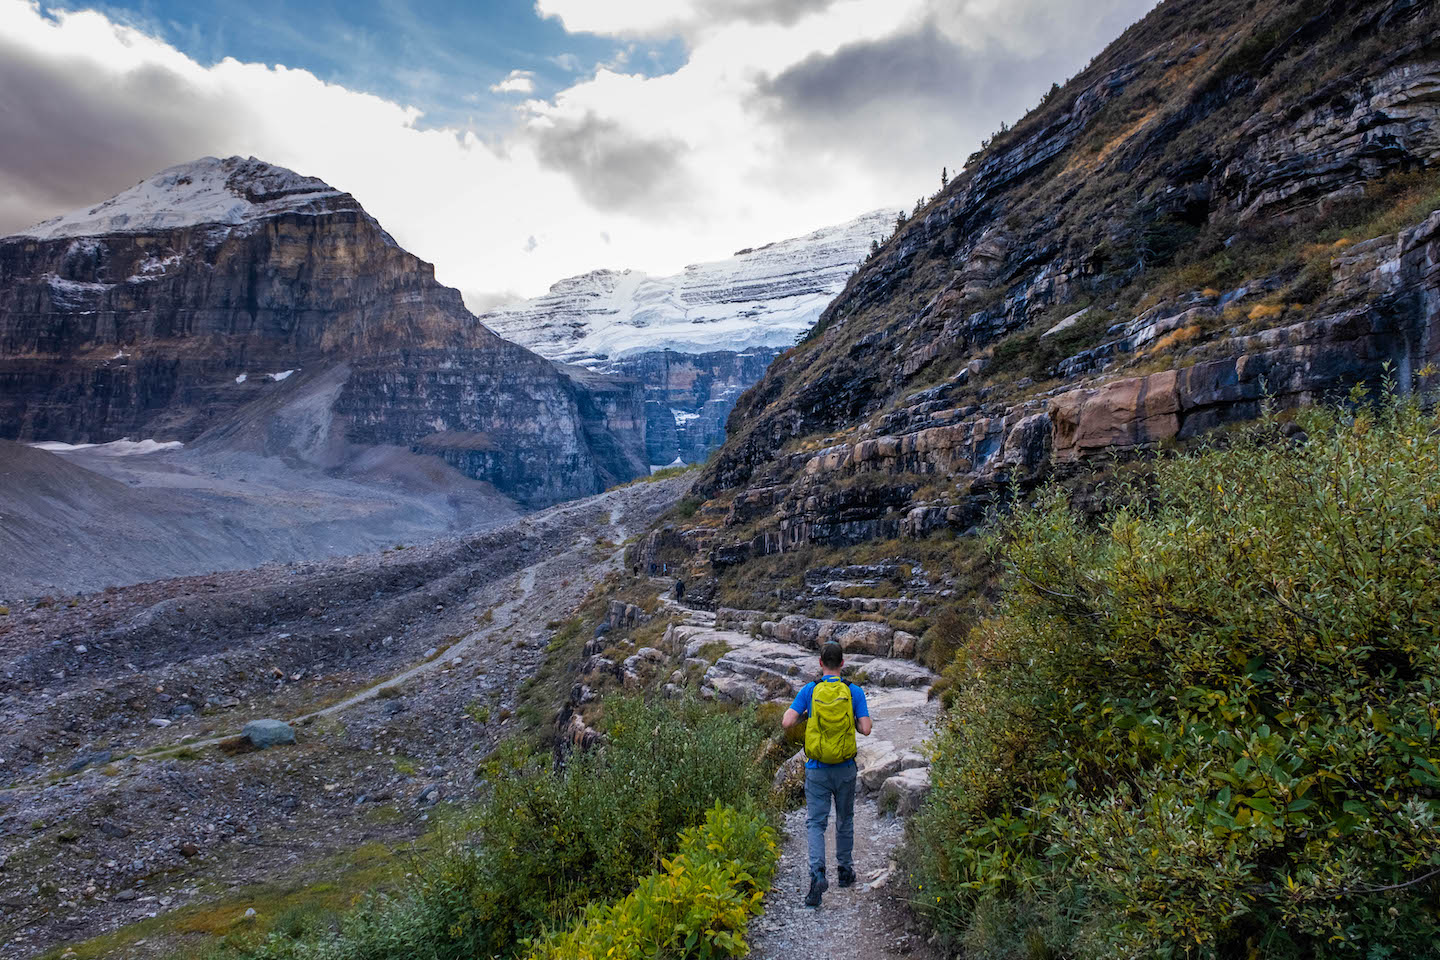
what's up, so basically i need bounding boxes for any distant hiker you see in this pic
[781,641,872,908]
[673,578,685,602]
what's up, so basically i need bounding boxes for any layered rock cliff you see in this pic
[686,0,1440,568]
[0,156,647,506]
[483,210,891,464]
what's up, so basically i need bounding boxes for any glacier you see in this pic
[481,208,895,367]
[480,207,897,467]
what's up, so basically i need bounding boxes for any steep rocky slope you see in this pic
[685,0,1440,575]
[0,156,647,506]
[483,210,892,465]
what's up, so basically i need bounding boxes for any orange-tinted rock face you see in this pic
[687,0,1440,561]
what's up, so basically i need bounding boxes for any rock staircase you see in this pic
[653,587,937,812]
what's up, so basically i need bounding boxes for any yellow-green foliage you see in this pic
[223,697,775,960]
[40,842,408,960]
[525,803,778,960]
[912,391,1440,959]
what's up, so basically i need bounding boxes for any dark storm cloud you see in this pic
[0,33,245,236]
[753,19,1048,174]
[531,112,692,212]
[703,0,836,27]
[750,1,1159,186]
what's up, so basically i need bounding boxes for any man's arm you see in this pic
[853,684,873,736]
[782,683,812,730]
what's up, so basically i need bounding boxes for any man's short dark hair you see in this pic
[820,642,844,668]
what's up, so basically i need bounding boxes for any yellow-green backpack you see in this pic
[805,679,857,765]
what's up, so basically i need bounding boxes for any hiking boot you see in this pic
[804,872,829,908]
[838,865,856,888]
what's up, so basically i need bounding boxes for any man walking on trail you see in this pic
[782,641,872,908]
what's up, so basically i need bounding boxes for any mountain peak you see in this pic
[12,156,347,241]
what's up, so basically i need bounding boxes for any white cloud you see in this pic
[0,0,1158,301]
[490,69,535,94]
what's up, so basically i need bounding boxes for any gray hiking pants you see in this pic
[805,762,856,882]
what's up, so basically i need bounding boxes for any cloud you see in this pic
[524,234,539,252]
[530,111,692,211]
[462,288,523,313]
[537,0,840,37]
[752,19,1035,177]
[750,1,1157,188]
[0,0,1158,302]
[0,21,249,232]
[548,52,584,72]
[490,69,535,94]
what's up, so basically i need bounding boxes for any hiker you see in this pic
[673,578,685,602]
[781,641,872,908]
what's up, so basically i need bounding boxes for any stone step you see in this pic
[714,609,921,661]
[770,688,937,816]
[672,623,937,705]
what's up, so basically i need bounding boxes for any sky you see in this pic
[0,0,1159,307]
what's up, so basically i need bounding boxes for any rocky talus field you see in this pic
[0,476,689,959]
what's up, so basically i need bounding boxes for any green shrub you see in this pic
[524,802,778,960]
[911,391,1440,959]
[230,697,773,960]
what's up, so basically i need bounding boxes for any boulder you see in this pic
[851,658,933,688]
[890,631,918,660]
[834,621,894,657]
[856,739,902,792]
[242,719,295,750]
[879,767,932,816]
[607,599,649,631]
[704,671,769,704]
[772,748,807,805]
[67,750,111,773]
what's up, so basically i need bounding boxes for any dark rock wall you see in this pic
[600,348,782,464]
[0,198,647,506]
[689,0,1440,564]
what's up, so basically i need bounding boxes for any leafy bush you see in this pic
[231,697,773,960]
[911,392,1440,959]
[524,802,778,960]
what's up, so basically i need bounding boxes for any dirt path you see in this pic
[754,803,933,959]
[749,685,941,960]
[298,563,538,724]
[143,562,546,758]
[653,590,940,960]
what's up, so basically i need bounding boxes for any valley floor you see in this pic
[0,439,519,599]
[0,476,688,959]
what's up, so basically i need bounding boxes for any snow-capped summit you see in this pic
[481,209,895,366]
[12,156,347,240]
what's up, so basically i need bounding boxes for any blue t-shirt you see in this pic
[790,676,870,769]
